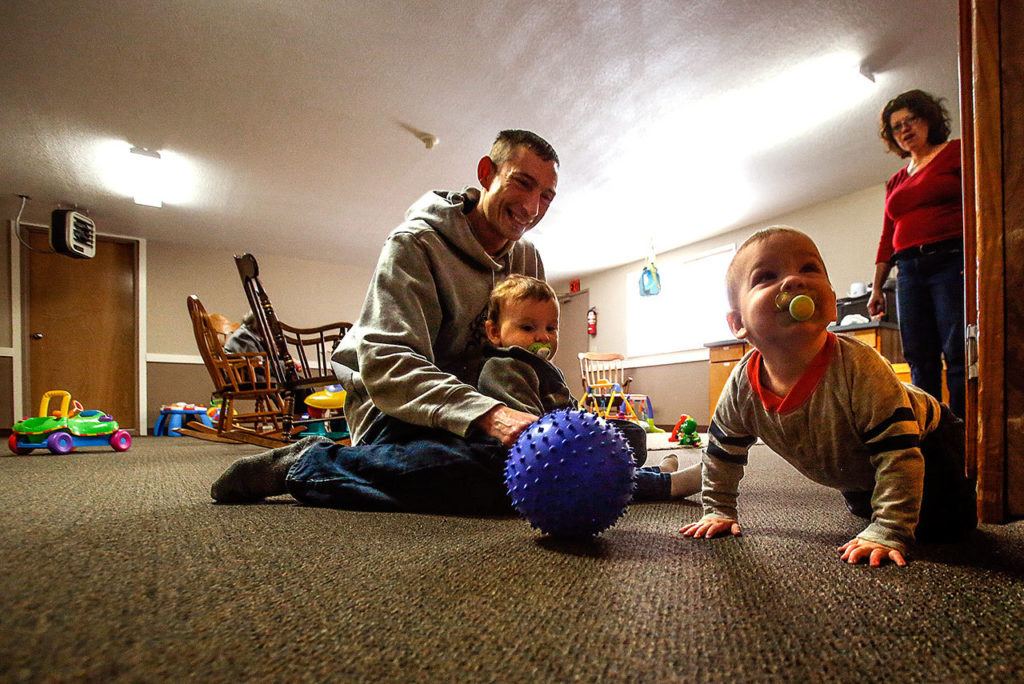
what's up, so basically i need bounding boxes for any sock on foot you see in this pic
[210,435,332,503]
[658,454,679,473]
[669,462,703,498]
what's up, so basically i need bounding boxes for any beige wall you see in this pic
[147,241,374,355]
[146,361,214,425]
[561,183,887,425]
[0,199,374,424]
[1,183,888,430]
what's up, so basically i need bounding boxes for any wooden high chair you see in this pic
[577,352,654,422]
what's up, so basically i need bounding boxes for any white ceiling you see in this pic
[0,0,959,279]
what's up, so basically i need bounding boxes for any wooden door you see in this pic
[959,0,1024,521]
[24,229,138,430]
[555,291,590,397]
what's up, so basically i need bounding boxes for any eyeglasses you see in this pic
[891,115,920,135]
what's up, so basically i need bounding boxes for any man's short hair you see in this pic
[725,225,822,309]
[487,274,558,325]
[489,130,559,168]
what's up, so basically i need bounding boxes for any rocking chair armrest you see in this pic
[277,320,352,337]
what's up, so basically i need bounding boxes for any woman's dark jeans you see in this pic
[895,248,966,418]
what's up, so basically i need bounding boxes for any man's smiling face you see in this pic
[474,145,558,253]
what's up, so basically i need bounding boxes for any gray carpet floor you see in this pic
[1,436,1023,682]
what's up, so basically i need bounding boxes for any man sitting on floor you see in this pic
[211,129,558,514]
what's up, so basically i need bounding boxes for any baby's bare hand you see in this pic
[837,537,906,567]
[680,516,741,539]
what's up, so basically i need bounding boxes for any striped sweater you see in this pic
[703,332,942,553]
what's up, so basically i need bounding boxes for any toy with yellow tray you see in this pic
[9,390,132,455]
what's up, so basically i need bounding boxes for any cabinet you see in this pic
[705,323,930,418]
[707,342,749,418]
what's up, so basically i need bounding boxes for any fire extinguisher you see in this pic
[587,307,597,336]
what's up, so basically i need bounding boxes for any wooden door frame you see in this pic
[556,288,591,397]
[10,221,149,435]
[960,0,1016,522]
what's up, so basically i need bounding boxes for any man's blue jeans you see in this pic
[895,248,966,418]
[286,416,511,514]
[285,415,671,514]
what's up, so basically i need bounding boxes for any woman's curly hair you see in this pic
[879,89,951,158]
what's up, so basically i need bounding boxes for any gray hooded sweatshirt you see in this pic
[332,189,545,444]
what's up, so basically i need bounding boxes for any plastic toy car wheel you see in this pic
[46,431,75,455]
[109,430,132,452]
[8,433,33,455]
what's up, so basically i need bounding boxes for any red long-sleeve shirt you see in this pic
[876,139,963,264]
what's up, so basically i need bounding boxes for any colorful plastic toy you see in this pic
[642,417,665,434]
[579,383,658,434]
[153,402,213,437]
[9,390,132,455]
[505,409,635,538]
[668,414,702,448]
[300,384,349,440]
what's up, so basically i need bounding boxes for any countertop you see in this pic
[705,319,898,349]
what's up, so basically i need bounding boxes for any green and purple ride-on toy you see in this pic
[8,390,132,455]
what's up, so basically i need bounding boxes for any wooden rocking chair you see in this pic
[234,253,352,440]
[182,294,292,447]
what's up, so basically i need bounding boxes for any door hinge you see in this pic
[966,323,979,380]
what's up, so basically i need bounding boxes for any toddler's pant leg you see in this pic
[285,417,510,515]
[841,490,873,519]
[608,418,647,466]
[916,405,977,541]
[608,418,670,499]
[632,467,671,501]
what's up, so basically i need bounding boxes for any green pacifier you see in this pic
[528,342,553,360]
[775,292,815,322]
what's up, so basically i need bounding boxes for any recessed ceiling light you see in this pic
[130,146,163,207]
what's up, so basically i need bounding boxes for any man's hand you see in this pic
[474,405,538,447]
[838,537,906,567]
[679,515,742,539]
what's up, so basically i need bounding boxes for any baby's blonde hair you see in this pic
[487,275,557,325]
[725,225,825,309]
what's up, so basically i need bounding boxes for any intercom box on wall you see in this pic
[50,209,96,259]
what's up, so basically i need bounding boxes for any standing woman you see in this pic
[868,90,964,418]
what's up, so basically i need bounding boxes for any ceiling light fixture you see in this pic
[130,146,163,207]
[397,121,440,149]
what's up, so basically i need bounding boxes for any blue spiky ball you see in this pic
[505,409,636,537]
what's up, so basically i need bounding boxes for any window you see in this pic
[626,244,735,359]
